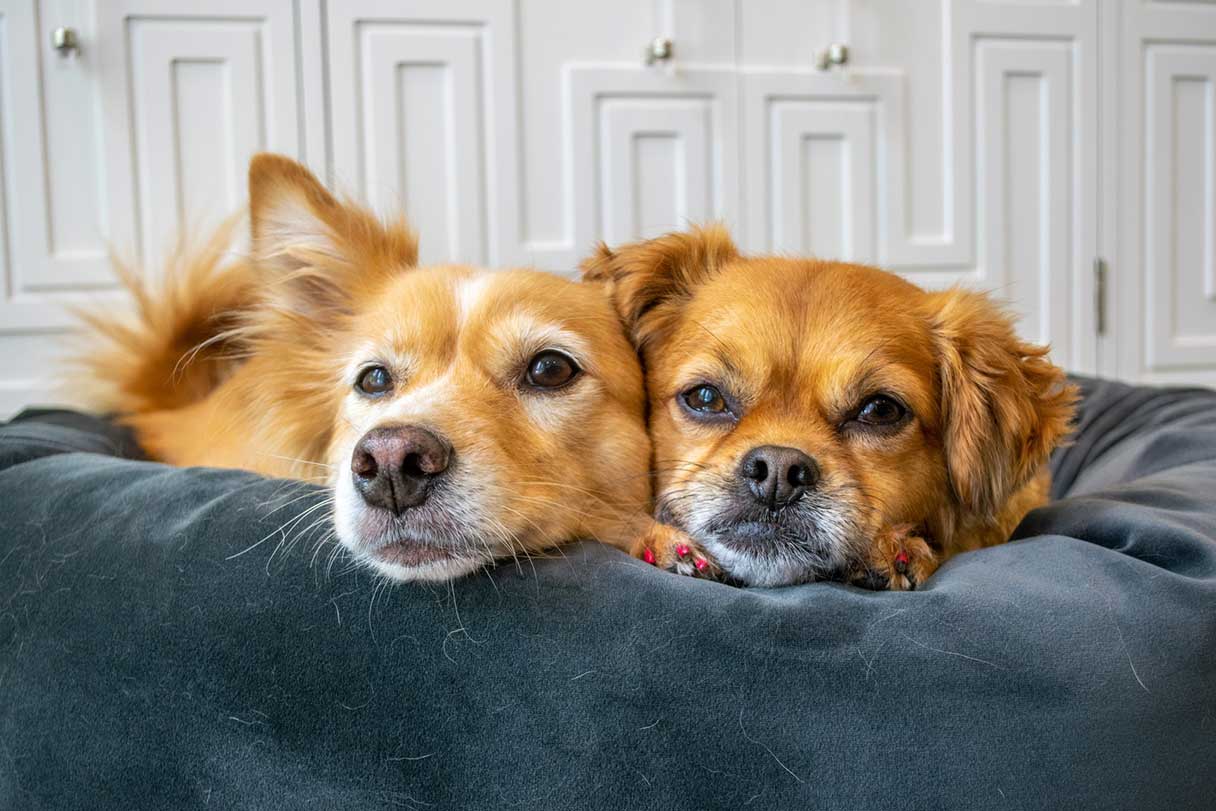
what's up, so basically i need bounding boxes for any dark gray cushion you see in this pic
[1,377,1214,810]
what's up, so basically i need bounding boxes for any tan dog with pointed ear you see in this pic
[583,225,1077,590]
[80,154,654,583]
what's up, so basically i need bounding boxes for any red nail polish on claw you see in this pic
[695,558,708,571]
[676,544,690,558]
[643,548,657,565]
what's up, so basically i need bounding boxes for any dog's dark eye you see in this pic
[355,366,393,396]
[682,384,729,415]
[855,395,906,426]
[525,350,580,389]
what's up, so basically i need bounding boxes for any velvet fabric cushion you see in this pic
[1,377,1214,809]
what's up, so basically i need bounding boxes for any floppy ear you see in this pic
[580,224,739,348]
[925,288,1078,520]
[248,153,418,317]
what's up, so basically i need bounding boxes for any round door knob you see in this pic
[815,43,849,71]
[644,37,673,66]
[52,27,79,56]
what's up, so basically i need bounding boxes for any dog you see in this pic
[79,153,653,583]
[582,225,1077,590]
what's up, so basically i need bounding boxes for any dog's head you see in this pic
[584,225,1076,586]
[246,155,650,581]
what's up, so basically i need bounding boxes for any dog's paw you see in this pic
[853,524,938,592]
[633,521,720,579]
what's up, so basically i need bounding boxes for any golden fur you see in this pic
[80,154,653,582]
[583,224,1078,589]
[76,218,254,415]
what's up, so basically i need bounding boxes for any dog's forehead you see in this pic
[451,269,615,359]
[679,259,938,393]
[693,260,925,343]
[361,266,616,361]
[453,268,603,327]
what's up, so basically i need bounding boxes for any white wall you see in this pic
[1,0,1215,416]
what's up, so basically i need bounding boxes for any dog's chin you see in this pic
[363,534,490,582]
[682,496,863,587]
[333,480,495,583]
[343,521,493,583]
[700,529,842,588]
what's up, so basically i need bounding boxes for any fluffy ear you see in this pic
[926,288,1078,520]
[247,153,418,316]
[580,224,739,348]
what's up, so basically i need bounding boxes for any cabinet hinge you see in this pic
[1093,257,1107,337]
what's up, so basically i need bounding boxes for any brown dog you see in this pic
[80,154,653,583]
[583,225,1077,590]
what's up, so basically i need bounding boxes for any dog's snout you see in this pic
[351,425,452,514]
[740,445,818,509]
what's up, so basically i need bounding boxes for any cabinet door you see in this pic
[326,0,523,268]
[564,0,740,268]
[96,0,324,267]
[0,0,114,415]
[1116,0,1216,386]
[739,0,1100,375]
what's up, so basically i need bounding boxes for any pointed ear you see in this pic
[249,153,346,270]
[247,153,418,316]
[926,288,1078,519]
[580,224,739,348]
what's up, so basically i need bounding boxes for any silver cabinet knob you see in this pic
[815,43,849,71]
[644,37,673,66]
[52,27,79,56]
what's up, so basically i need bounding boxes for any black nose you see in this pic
[739,445,819,509]
[351,426,452,514]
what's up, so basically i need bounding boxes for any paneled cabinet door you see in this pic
[0,0,115,415]
[564,0,741,267]
[738,0,1100,375]
[326,0,522,268]
[96,0,324,267]
[1116,1,1216,386]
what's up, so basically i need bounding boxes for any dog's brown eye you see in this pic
[526,350,580,389]
[856,395,906,426]
[683,385,728,415]
[356,365,393,396]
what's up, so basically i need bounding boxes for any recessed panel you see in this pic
[800,136,846,258]
[357,25,485,265]
[975,39,1076,366]
[1145,46,1216,371]
[171,60,239,229]
[761,100,875,262]
[631,134,681,240]
[1002,72,1047,343]
[599,99,712,245]
[327,1,519,266]
[568,66,739,257]
[127,19,266,265]
[1168,76,1215,341]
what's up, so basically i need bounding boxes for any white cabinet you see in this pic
[1115,0,1216,387]
[1,0,1214,416]
[0,0,324,414]
[566,0,1101,374]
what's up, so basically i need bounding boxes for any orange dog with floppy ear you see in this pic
[584,225,1077,590]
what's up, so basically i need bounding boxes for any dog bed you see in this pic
[1,377,1214,809]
